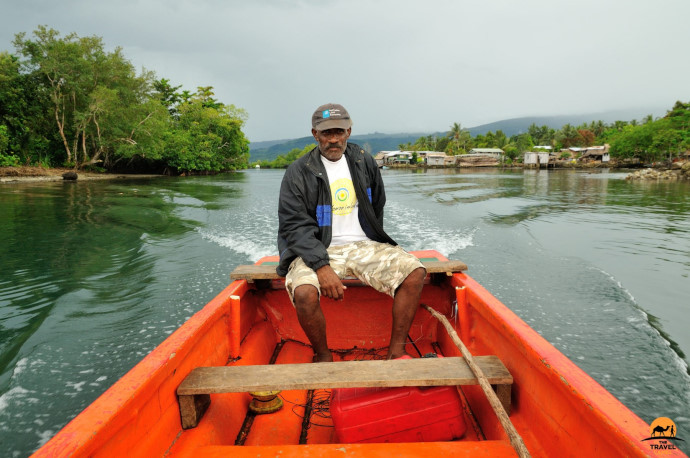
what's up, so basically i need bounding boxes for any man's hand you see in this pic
[316,265,346,300]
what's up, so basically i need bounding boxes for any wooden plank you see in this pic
[178,394,210,430]
[178,356,509,395]
[495,384,512,416]
[229,260,467,281]
[177,356,512,428]
[230,264,280,280]
[422,260,468,274]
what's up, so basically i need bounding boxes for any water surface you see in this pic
[1,168,688,456]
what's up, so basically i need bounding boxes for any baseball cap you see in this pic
[311,103,352,131]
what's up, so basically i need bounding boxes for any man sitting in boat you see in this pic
[277,103,427,362]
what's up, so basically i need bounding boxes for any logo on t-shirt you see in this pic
[330,178,357,215]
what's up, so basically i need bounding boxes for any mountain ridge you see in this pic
[249,106,668,161]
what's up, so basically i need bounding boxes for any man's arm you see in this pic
[277,169,330,272]
[278,170,346,298]
[368,155,387,224]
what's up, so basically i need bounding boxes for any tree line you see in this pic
[254,100,690,169]
[401,101,690,164]
[0,26,249,173]
[252,143,316,169]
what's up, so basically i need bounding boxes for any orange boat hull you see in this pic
[32,251,683,457]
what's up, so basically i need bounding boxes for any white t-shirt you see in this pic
[320,154,370,246]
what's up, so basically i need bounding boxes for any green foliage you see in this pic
[445,122,471,155]
[0,50,54,163]
[2,26,250,174]
[253,143,315,168]
[163,98,249,173]
[607,101,690,163]
[0,154,19,167]
[0,125,8,154]
[528,124,556,146]
[154,78,183,116]
[502,144,518,160]
[0,124,19,166]
[406,101,689,165]
[513,133,534,153]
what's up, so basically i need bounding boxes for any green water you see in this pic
[1,168,689,456]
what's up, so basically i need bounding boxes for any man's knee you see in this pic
[393,266,426,296]
[404,267,426,287]
[293,284,320,313]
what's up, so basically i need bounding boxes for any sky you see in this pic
[1,0,689,142]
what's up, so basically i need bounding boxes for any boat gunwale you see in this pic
[448,272,659,456]
[32,280,251,457]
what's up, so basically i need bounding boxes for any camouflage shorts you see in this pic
[285,240,425,302]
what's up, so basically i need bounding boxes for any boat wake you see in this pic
[385,201,476,257]
[595,267,690,379]
[197,228,275,262]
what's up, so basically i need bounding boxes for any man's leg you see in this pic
[293,284,333,362]
[387,267,426,359]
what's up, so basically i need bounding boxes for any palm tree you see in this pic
[448,122,463,142]
[447,122,470,154]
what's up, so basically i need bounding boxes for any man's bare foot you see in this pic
[313,352,334,363]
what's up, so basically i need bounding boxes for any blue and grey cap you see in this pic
[311,103,352,131]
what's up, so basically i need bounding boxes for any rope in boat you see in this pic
[423,303,531,458]
[281,389,333,428]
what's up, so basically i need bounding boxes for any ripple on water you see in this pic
[384,201,476,256]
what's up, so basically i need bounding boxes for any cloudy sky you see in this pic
[1,0,689,142]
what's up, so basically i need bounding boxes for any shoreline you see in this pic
[3,161,688,183]
[0,166,164,183]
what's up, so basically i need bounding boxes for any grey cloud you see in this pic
[1,0,689,141]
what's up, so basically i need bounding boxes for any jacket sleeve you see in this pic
[277,167,330,273]
[368,154,387,225]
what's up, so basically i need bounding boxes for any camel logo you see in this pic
[641,417,684,452]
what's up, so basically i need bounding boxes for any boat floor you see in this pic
[169,329,488,454]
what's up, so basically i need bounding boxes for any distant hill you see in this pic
[249,132,426,162]
[466,106,667,137]
[249,107,667,162]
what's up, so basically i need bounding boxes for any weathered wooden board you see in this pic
[178,356,509,395]
[177,356,511,429]
[177,356,513,429]
[229,260,468,281]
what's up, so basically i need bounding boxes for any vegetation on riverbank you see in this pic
[403,101,690,165]
[253,100,689,170]
[0,26,249,174]
[252,144,316,169]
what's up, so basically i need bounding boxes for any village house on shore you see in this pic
[373,143,646,169]
[375,149,505,168]
[524,144,611,168]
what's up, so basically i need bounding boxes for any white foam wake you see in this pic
[385,202,476,257]
[197,228,275,262]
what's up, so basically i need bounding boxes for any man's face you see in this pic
[312,127,351,161]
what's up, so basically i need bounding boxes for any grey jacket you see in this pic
[276,143,396,276]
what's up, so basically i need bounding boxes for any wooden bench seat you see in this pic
[178,356,512,429]
[230,260,468,286]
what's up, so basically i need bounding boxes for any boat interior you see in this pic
[35,252,655,457]
[164,258,523,456]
